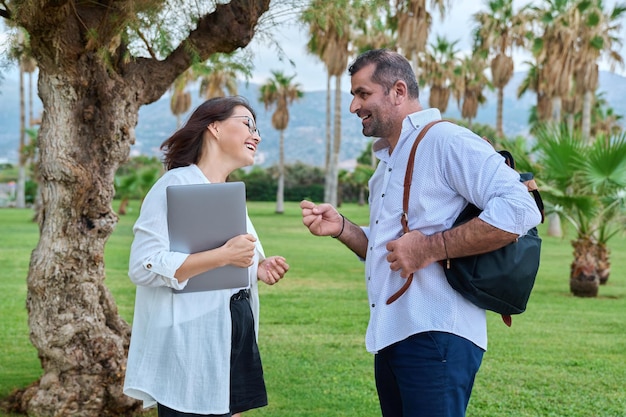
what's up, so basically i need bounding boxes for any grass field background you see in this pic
[1,201,625,417]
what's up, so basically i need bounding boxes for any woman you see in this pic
[124,96,289,417]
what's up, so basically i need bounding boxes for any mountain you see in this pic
[1,70,625,167]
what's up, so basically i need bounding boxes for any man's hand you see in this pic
[386,230,440,278]
[300,200,343,237]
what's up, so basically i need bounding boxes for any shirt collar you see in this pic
[372,107,442,153]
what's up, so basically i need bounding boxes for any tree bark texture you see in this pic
[570,238,600,297]
[596,242,610,285]
[7,1,270,416]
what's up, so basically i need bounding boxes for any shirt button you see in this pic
[381,193,385,197]
[371,304,375,308]
[388,168,392,172]
[146,263,152,269]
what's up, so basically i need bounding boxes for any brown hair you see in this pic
[160,96,257,170]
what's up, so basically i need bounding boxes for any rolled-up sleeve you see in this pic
[444,133,542,236]
[128,175,189,290]
[478,183,542,237]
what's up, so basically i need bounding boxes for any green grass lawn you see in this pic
[1,201,625,417]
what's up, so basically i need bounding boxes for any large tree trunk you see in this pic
[7,2,270,415]
[20,63,141,417]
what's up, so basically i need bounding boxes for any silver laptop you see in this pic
[166,182,249,293]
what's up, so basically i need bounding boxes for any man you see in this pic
[300,49,541,417]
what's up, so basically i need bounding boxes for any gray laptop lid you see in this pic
[166,182,249,293]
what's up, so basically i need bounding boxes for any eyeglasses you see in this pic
[229,115,260,137]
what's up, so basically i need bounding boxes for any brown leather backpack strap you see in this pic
[387,119,447,305]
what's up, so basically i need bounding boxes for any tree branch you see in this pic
[131,0,271,105]
[0,0,11,19]
[135,28,157,60]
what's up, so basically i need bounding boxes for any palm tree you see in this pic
[526,0,581,238]
[114,166,161,215]
[393,0,451,69]
[352,6,395,53]
[259,71,303,214]
[421,35,460,113]
[584,132,626,284]
[573,0,625,141]
[195,51,253,99]
[473,0,531,138]
[301,0,386,206]
[301,0,351,205]
[114,156,163,215]
[533,125,626,297]
[301,3,334,185]
[591,91,624,137]
[518,60,553,127]
[352,164,375,206]
[518,61,564,239]
[8,29,35,209]
[455,51,490,128]
[530,0,579,124]
[170,70,193,128]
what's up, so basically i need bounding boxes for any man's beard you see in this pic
[362,114,392,138]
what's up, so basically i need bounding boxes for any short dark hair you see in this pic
[348,49,419,99]
[161,96,257,170]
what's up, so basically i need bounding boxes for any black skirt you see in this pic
[229,289,268,414]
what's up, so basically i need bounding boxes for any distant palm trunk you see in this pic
[551,96,562,123]
[326,75,342,207]
[324,71,332,203]
[28,71,34,126]
[547,213,562,237]
[496,87,504,138]
[581,90,593,142]
[547,94,565,238]
[17,66,26,208]
[276,129,285,214]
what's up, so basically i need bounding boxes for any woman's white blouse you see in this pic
[123,164,264,414]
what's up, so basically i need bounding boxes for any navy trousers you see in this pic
[374,331,484,417]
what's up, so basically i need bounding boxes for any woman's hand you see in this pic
[223,234,257,268]
[258,256,289,285]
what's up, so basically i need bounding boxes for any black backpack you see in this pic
[443,146,545,326]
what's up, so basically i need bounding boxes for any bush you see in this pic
[25,180,37,205]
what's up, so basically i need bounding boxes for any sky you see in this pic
[248,0,626,92]
[1,1,625,92]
